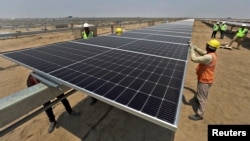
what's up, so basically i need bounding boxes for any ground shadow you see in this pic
[182,86,199,113]
[56,96,174,141]
[202,21,250,50]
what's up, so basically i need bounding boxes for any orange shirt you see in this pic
[196,53,217,83]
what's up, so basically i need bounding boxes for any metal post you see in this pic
[0,89,76,137]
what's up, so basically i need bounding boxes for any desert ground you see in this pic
[0,20,250,141]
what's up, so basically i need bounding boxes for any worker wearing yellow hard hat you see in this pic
[115,27,123,36]
[226,23,248,49]
[188,39,220,121]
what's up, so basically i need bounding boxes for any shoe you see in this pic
[224,45,232,49]
[188,114,203,121]
[48,122,56,133]
[89,97,97,105]
[70,110,80,116]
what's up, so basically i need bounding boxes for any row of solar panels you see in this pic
[0,27,82,39]
[1,19,194,131]
[207,19,250,27]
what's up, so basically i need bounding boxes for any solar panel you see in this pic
[110,32,150,38]
[109,32,190,44]
[1,19,194,131]
[119,40,189,60]
[73,36,137,48]
[128,29,191,37]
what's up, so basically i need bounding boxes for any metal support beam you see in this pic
[0,89,76,137]
[0,82,71,129]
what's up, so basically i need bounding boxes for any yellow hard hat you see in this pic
[115,27,123,35]
[207,39,220,50]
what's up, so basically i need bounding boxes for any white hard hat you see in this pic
[222,21,225,24]
[216,22,219,24]
[83,23,89,27]
[242,23,246,26]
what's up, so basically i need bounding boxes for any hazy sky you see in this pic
[0,0,249,19]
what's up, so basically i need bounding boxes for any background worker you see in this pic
[220,21,227,39]
[82,23,93,39]
[27,73,80,133]
[188,39,220,121]
[226,23,248,49]
[211,22,220,38]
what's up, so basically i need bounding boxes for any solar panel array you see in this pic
[2,19,194,131]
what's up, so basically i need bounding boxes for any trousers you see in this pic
[43,93,72,122]
[196,82,212,117]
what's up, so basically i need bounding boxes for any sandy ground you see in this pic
[0,20,250,141]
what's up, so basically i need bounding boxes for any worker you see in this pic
[115,27,123,36]
[226,23,248,49]
[26,73,80,133]
[220,21,227,39]
[211,22,220,38]
[111,23,114,34]
[82,23,93,39]
[188,39,220,121]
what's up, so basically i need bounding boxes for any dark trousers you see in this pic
[211,31,217,38]
[43,94,72,122]
[220,30,225,39]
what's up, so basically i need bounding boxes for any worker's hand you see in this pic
[188,41,191,47]
[189,45,194,54]
[188,41,194,50]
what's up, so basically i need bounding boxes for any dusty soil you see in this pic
[0,20,250,141]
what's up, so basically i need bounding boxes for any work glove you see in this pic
[188,41,194,53]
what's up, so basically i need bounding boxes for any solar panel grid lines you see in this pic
[71,35,138,49]
[50,50,184,112]
[1,19,195,131]
[126,31,191,39]
[149,26,193,30]
[147,28,192,33]
[108,33,191,45]
[3,50,64,73]
[132,29,192,35]
[119,40,189,60]
[136,57,175,117]
[108,35,188,46]
[71,36,190,61]
[147,25,193,30]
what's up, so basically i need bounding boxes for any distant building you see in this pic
[68,16,73,18]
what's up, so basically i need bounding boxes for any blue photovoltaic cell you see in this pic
[1,20,194,130]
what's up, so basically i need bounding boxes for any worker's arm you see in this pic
[190,45,212,64]
[190,44,207,56]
